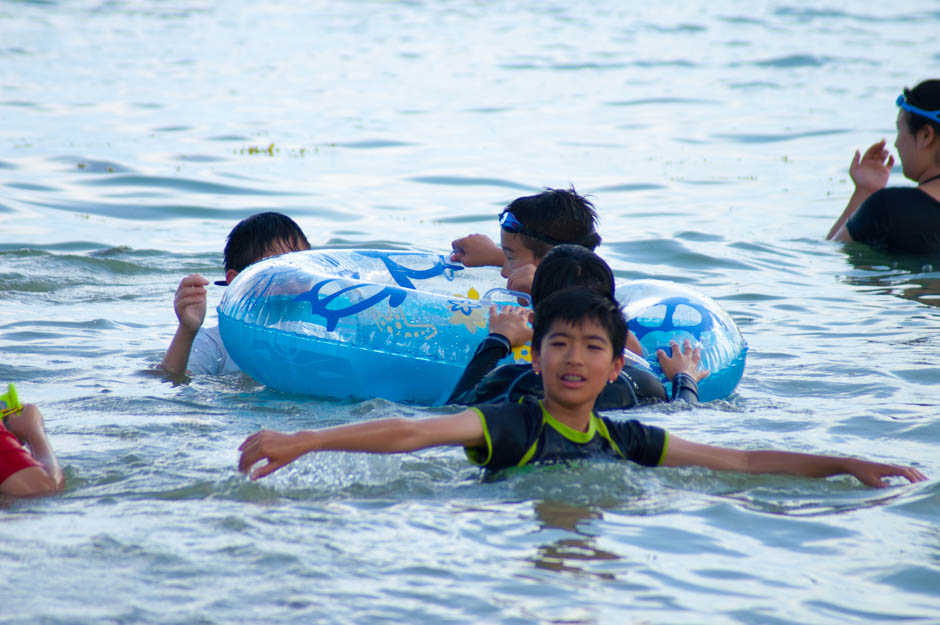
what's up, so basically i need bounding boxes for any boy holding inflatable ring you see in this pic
[450,186,601,296]
[160,212,311,376]
[447,244,706,407]
[238,289,925,488]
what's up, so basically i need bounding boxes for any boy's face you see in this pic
[532,317,624,412]
[500,231,539,279]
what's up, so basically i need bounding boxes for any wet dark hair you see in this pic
[902,79,940,137]
[503,187,601,260]
[530,244,615,306]
[223,212,310,273]
[531,288,627,361]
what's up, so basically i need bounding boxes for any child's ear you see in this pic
[531,350,541,375]
[608,353,625,382]
[918,123,937,148]
[225,269,239,285]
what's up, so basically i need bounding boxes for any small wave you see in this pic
[745,54,846,68]
[409,175,533,191]
[5,181,57,191]
[0,99,47,110]
[75,174,292,197]
[642,22,706,33]
[51,156,132,174]
[332,139,414,149]
[26,198,281,221]
[606,97,718,107]
[713,129,850,144]
[207,134,251,142]
[593,183,666,193]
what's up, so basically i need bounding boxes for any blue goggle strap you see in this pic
[897,94,940,123]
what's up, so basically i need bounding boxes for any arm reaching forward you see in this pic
[450,234,505,267]
[662,435,926,487]
[238,410,485,480]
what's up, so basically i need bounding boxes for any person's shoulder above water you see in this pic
[847,186,940,253]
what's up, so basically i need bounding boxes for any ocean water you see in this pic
[1,1,938,623]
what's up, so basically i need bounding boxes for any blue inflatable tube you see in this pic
[218,249,746,405]
[617,279,747,402]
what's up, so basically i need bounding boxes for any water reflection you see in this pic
[530,500,620,579]
[840,245,940,308]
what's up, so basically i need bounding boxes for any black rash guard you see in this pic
[847,187,940,254]
[465,396,668,472]
[447,333,698,408]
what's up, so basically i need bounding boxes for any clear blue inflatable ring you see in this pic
[218,250,746,404]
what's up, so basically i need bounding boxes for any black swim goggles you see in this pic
[897,93,940,124]
[498,210,569,246]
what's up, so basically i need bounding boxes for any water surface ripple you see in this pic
[1,1,938,624]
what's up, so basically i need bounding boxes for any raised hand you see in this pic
[505,263,536,294]
[850,139,895,193]
[173,274,209,333]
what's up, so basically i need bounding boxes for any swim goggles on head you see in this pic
[897,94,940,123]
[498,210,568,246]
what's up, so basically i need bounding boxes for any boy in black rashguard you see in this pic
[238,289,925,486]
[447,244,704,409]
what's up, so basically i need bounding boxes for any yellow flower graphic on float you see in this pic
[447,287,487,334]
[511,342,532,363]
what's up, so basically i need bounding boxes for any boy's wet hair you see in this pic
[530,244,615,306]
[505,187,601,260]
[531,288,627,359]
[903,79,940,136]
[223,212,311,273]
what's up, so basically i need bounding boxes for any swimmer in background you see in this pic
[450,187,602,296]
[447,244,708,407]
[450,186,642,356]
[159,212,311,376]
[238,289,925,489]
[827,79,940,253]
[1,385,64,497]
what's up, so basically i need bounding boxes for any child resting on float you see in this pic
[447,244,706,408]
[238,289,925,488]
[449,185,643,356]
[450,186,600,295]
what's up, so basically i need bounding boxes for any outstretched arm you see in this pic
[827,140,894,241]
[662,435,926,487]
[2,404,64,496]
[238,410,485,480]
[450,234,505,267]
[159,274,209,375]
